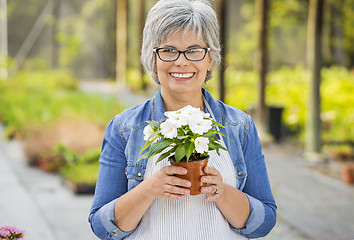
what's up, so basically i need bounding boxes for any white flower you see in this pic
[202,112,210,118]
[194,137,209,153]
[164,110,178,119]
[189,118,212,135]
[180,105,203,119]
[165,110,187,128]
[160,119,178,139]
[143,124,154,141]
[178,105,208,126]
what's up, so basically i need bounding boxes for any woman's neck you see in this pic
[161,89,204,112]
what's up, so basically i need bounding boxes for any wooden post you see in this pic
[137,0,146,89]
[328,1,345,66]
[215,0,227,102]
[306,0,324,159]
[52,0,59,69]
[116,0,127,83]
[255,0,269,132]
[107,0,117,79]
[0,0,8,79]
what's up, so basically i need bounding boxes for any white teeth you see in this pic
[170,73,194,78]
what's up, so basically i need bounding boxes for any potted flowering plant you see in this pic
[138,105,228,195]
[0,225,25,240]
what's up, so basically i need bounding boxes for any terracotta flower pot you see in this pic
[169,156,209,195]
[341,163,354,185]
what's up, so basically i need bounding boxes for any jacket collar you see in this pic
[202,88,222,124]
[152,89,167,122]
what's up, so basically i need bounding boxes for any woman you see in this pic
[89,0,276,239]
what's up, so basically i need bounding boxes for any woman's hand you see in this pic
[200,166,224,202]
[145,165,191,200]
[114,166,190,231]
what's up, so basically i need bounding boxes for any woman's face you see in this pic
[155,29,213,99]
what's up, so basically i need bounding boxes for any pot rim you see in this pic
[168,155,209,163]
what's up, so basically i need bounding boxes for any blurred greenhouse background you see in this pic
[2,0,353,166]
[0,0,354,239]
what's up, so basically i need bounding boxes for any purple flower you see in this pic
[0,225,25,239]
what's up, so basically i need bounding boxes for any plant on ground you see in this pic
[0,225,25,240]
[58,146,101,185]
[206,66,354,143]
[0,69,124,139]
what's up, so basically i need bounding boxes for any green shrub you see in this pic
[207,66,354,143]
[320,67,354,142]
[59,147,101,185]
[126,68,157,93]
[61,163,99,185]
[0,69,124,138]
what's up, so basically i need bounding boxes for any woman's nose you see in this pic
[174,52,190,66]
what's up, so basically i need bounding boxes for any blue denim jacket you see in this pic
[89,89,277,239]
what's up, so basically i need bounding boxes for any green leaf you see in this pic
[185,141,194,162]
[182,128,190,135]
[140,139,154,154]
[221,133,233,143]
[146,120,160,128]
[140,130,162,154]
[175,144,186,162]
[210,129,232,143]
[209,140,228,156]
[147,139,174,158]
[215,130,226,137]
[136,151,150,163]
[202,132,217,138]
[155,148,175,164]
[212,119,226,128]
[177,135,189,140]
[146,130,161,142]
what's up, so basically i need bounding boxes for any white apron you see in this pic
[125,99,248,240]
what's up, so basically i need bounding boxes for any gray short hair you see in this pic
[141,0,221,84]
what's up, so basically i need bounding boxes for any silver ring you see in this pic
[214,185,218,194]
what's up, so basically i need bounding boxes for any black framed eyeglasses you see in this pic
[153,47,210,62]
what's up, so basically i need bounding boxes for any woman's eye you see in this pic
[161,49,177,53]
[187,48,202,54]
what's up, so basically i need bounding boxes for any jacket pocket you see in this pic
[125,165,145,191]
[234,160,247,190]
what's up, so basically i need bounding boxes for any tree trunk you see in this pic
[255,0,269,131]
[328,1,345,66]
[0,0,8,79]
[116,0,127,83]
[350,51,354,68]
[137,0,146,89]
[306,0,324,158]
[215,0,227,102]
[109,0,117,79]
[52,0,59,69]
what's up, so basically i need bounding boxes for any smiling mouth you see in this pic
[170,73,195,79]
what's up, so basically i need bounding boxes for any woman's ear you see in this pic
[208,50,215,69]
[153,52,158,72]
[208,55,213,70]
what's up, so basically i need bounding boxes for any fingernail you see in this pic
[186,181,191,187]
